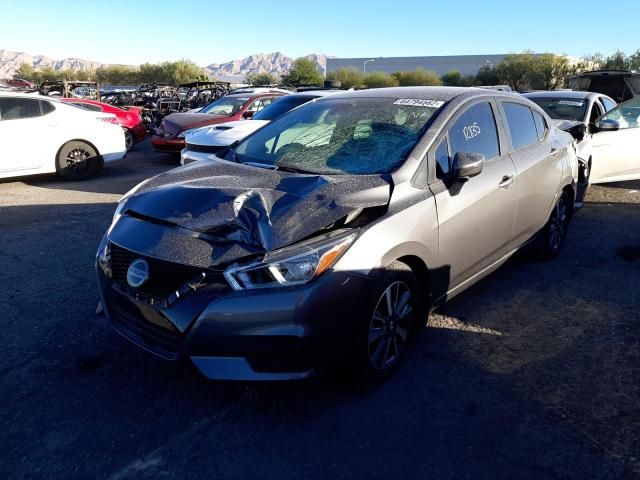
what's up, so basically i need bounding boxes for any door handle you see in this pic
[499,175,514,189]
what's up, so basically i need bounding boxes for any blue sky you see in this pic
[2,0,638,65]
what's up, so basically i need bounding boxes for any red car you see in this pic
[7,78,36,89]
[62,98,147,151]
[151,92,284,154]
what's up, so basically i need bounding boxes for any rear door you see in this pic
[0,97,55,174]
[430,100,518,290]
[500,101,563,247]
[590,97,640,184]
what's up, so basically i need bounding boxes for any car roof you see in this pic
[523,90,600,100]
[313,86,522,103]
[0,91,50,99]
[225,92,285,99]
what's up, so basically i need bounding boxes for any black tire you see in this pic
[124,129,134,151]
[352,261,417,386]
[56,141,102,180]
[534,190,572,259]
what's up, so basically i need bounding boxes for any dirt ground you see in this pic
[1,141,638,479]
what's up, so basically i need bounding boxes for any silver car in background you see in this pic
[97,87,577,384]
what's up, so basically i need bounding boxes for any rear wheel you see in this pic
[124,129,134,151]
[56,141,102,180]
[535,190,571,259]
[353,262,416,386]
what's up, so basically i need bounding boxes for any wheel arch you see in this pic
[55,138,102,166]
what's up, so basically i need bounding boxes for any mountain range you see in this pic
[0,49,328,82]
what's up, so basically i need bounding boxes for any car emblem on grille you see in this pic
[126,258,149,288]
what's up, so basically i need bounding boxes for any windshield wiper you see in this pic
[244,162,278,170]
[275,163,320,175]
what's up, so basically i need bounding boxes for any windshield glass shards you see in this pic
[231,97,443,175]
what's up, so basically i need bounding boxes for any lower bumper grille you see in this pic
[108,296,183,360]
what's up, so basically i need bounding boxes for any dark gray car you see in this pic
[96,87,577,384]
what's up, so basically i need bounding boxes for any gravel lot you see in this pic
[1,140,638,479]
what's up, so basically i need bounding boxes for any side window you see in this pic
[589,101,603,124]
[600,97,616,112]
[40,101,55,115]
[532,110,547,140]
[0,98,42,121]
[503,102,539,150]
[449,102,500,161]
[434,137,450,179]
[600,97,640,129]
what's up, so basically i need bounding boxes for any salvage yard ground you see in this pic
[1,140,638,479]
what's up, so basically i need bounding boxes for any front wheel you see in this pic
[56,141,102,180]
[353,262,417,386]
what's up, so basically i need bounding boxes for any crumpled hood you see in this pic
[162,112,231,133]
[186,120,269,147]
[119,158,391,265]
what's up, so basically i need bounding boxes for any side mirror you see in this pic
[242,110,255,119]
[452,152,484,181]
[595,119,619,132]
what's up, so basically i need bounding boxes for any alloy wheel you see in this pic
[124,130,134,151]
[368,281,413,370]
[65,147,91,173]
[548,194,569,253]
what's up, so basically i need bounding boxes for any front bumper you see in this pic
[151,135,185,153]
[96,237,375,380]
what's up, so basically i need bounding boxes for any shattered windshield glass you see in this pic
[231,97,442,174]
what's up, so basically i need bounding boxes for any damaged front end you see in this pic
[96,159,393,372]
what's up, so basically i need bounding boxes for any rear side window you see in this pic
[532,111,547,140]
[449,102,500,161]
[40,100,55,115]
[600,97,616,112]
[0,97,43,121]
[503,102,539,150]
[71,101,102,112]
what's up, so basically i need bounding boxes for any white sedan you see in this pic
[0,93,126,180]
[589,96,640,184]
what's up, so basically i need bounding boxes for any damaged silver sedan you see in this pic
[96,87,577,384]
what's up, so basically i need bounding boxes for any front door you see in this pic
[590,97,640,184]
[432,100,518,291]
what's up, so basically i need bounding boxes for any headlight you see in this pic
[224,229,357,290]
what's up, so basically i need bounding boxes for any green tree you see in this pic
[245,72,277,86]
[393,68,442,86]
[363,71,398,88]
[326,67,364,89]
[495,52,537,91]
[628,49,640,71]
[441,70,462,86]
[475,65,500,85]
[528,54,573,90]
[281,58,323,87]
[14,63,36,80]
[602,50,628,70]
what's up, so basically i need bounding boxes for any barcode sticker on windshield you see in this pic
[394,99,445,108]
[557,100,584,107]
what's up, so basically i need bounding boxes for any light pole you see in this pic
[363,59,375,73]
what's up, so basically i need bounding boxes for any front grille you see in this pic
[110,243,227,299]
[184,143,226,155]
[108,296,183,359]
